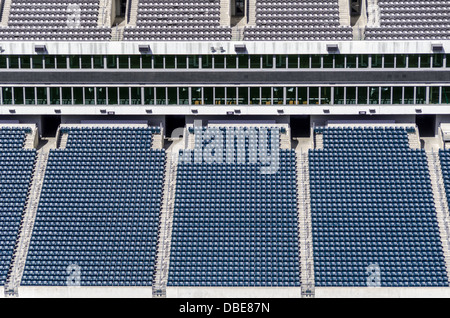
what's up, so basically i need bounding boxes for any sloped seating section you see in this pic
[365,0,450,40]
[244,0,353,41]
[310,126,448,287]
[0,0,111,41]
[439,150,450,209]
[21,126,165,286]
[0,127,35,286]
[123,0,232,41]
[168,127,300,287]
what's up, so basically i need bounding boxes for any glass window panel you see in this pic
[226,55,237,69]
[177,55,187,69]
[154,55,164,69]
[96,87,107,105]
[261,87,271,105]
[346,55,357,68]
[9,56,19,68]
[50,87,60,105]
[21,56,31,69]
[393,87,403,104]
[156,87,166,105]
[358,87,367,104]
[420,54,431,68]
[179,87,189,105]
[44,56,56,69]
[321,87,331,104]
[262,55,273,68]
[73,87,83,105]
[409,54,419,68]
[276,55,286,68]
[286,87,296,105]
[191,87,202,105]
[118,56,129,69]
[81,55,92,69]
[25,87,35,105]
[287,55,298,68]
[238,87,248,105]
[396,55,407,68]
[384,55,394,68]
[84,87,95,105]
[323,55,333,68]
[380,87,391,104]
[433,54,444,68]
[13,87,23,105]
[165,56,175,69]
[144,87,154,105]
[215,87,225,105]
[142,55,152,69]
[371,55,382,68]
[299,55,309,68]
[311,55,321,68]
[108,87,118,105]
[346,87,356,104]
[334,87,345,104]
[214,55,225,69]
[201,55,212,69]
[119,87,129,104]
[188,55,199,69]
[69,55,80,69]
[130,87,141,104]
[204,87,213,105]
[430,87,440,104]
[298,87,307,104]
[358,55,369,68]
[309,87,319,105]
[404,87,414,104]
[369,87,379,104]
[226,87,237,105]
[250,55,261,68]
[250,87,260,105]
[273,87,283,104]
[93,55,104,69]
[34,87,45,105]
[62,87,72,104]
[238,55,248,68]
[106,55,117,69]
[2,87,12,104]
[335,55,345,68]
[130,55,140,69]
[416,87,426,104]
[443,87,450,104]
[32,56,44,69]
[56,56,67,69]
[0,56,7,68]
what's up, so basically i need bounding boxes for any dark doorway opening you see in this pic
[416,115,436,137]
[290,116,310,138]
[235,0,245,16]
[42,115,61,137]
[166,115,185,138]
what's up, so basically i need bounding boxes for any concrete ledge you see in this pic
[18,286,153,298]
[315,287,450,298]
[166,287,301,298]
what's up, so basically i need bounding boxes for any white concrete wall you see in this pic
[166,287,301,298]
[18,286,153,298]
[315,287,450,298]
[0,40,448,55]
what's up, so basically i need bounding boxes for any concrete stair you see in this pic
[0,0,12,26]
[247,0,257,26]
[127,0,139,26]
[338,0,351,26]
[98,0,112,27]
[426,151,450,285]
[111,25,124,41]
[219,0,231,26]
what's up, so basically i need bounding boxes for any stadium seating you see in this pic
[365,0,450,40]
[310,126,448,287]
[123,0,232,41]
[0,127,35,286]
[21,127,165,286]
[244,0,353,41]
[168,127,300,287]
[439,150,450,210]
[0,0,111,41]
